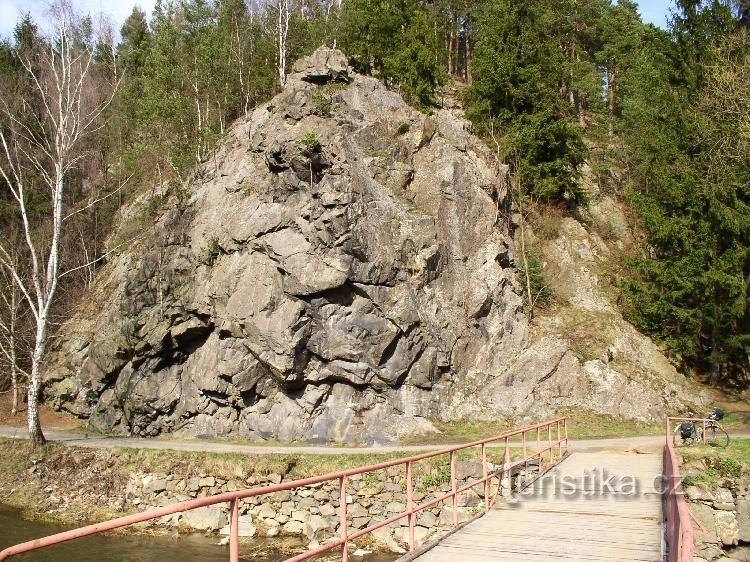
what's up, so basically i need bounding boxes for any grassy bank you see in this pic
[678,438,750,489]
[401,409,667,445]
[0,437,511,529]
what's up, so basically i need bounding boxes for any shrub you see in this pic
[518,251,552,312]
[312,82,347,116]
[298,131,321,151]
[204,236,221,266]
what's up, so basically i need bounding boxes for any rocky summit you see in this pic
[44,48,694,443]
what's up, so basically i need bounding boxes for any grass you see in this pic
[561,409,663,439]
[115,446,420,480]
[556,307,616,363]
[679,438,750,489]
[401,420,512,445]
[714,410,748,429]
[680,438,750,464]
[401,409,664,445]
[0,439,128,524]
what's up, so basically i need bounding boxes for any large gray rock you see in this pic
[43,48,695,443]
[716,510,740,547]
[181,506,228,532]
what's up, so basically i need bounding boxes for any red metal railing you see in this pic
[664,417,697,562]
[0,417,568,561]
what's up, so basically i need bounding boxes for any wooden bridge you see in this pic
[412,450,664,562]
[0,416,697,562]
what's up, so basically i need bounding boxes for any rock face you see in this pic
[44,48,694,443]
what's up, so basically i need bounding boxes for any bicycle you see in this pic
[672,407,730,448]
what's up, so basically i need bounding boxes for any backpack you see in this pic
[709,407,725,421]
[680,422,695,439]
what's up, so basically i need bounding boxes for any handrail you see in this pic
[664,417,696,562]
[0,417,568,561]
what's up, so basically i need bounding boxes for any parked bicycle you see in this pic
[672,407,729,448]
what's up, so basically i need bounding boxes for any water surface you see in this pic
[0,508,397,561]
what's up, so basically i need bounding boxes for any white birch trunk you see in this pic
[0,3,118,447]
[277,0,290,88]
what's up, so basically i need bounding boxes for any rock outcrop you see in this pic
[44,48,697,443]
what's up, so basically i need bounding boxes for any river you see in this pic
[0,508,397,561]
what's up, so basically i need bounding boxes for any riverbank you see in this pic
[680,439,750,561]
[0,438,501,558]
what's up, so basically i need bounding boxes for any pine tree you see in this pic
[620,1,749,382]
[465,0,587,203]
[337,0,444,110]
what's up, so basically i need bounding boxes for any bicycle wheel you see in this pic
[706,425,730,448]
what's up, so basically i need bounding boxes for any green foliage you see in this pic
[204,236,221,266]
[512,111,588,204]
[619,7,750,382]
[367,148,387,158]
[681,473,696,487]
[312,82,347,116]
[337,0,445,110]
[417,461,452,491]
[141,193,166,222]
[519,251,552,312]
[465,0,593,204]
[169,180,192,205]
[240,180,254,196]
[720,456,742,478]
[298,131,322,151]
[396,121,411,135]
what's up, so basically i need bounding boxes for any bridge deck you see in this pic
[413,451,664,562]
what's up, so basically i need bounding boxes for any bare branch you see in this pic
[63,175,133,222]
[58,236,138,279]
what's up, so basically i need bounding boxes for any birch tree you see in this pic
[275,0,291,87]
[0,258,30,416]
[0,3,117,446]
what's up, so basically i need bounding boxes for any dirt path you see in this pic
[4,425,745,456]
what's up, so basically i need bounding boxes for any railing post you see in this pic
[536,427,541,468]
[548,424,553,462]
[340,476,348,562]
[503,437,510,495]
[407,461,415,552]
[703,419,707,444]
[557,420,562,458]
[481,443,489,512]
[522,431,528,486]
[229,498,239,562]
[564,418,568,453]
[450,451,458,527]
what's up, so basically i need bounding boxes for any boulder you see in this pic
[182,506,228,532]
[282,520,305,536]
[716,510,740,546]
[219,517,256,538]
[691,503,720,545]
[687,485,716,502]
[292,48,351,85]
[142,476,167,495]
[304,514,333,540]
